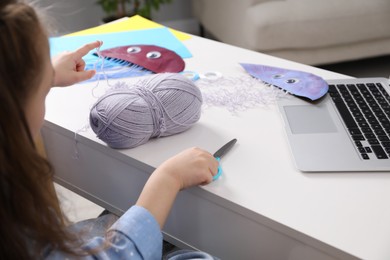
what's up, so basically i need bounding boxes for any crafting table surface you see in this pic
[45,35,390,260]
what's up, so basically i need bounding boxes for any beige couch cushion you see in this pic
[192,0,390,65]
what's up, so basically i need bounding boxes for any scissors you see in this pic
[213,138,237,181]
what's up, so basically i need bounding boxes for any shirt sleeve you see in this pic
[45,205,163,260]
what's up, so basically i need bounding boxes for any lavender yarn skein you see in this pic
[89,73,203,149]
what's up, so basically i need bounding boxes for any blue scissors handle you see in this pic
[213,157,222,181]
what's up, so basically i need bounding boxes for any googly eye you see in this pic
[286,78,299,84]
[199,71,222,81]
[181,71,200,81]
[273,74,284,79]
[146,51,161,59]
[127,46,141,53]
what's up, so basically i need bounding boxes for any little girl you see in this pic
[0,0,218,258]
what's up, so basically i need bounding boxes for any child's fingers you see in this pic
[76,59,86,71]
[75,70,96,83]
[74,40,102,58]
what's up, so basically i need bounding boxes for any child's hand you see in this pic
[52,40,102,86]
[137,147,219,228]
[156,147,219,190]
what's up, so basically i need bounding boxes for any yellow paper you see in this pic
[66,15,191,41]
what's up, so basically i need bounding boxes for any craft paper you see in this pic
[99,44,185,73]
[50,27,191,60]
[50,28,191,82]
[241,63,329,101]
[65,15,191,41]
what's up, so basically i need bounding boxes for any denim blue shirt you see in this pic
[45,205,163,259]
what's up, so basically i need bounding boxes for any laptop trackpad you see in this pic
[284,105,338,134]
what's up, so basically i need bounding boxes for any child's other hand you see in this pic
[52,41,102,86]
[137,147,219,228]
[157,147,219,190]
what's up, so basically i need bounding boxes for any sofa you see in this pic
[191,0,390,65]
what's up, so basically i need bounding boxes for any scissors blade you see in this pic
[213,138,237,159]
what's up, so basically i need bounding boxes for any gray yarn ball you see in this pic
[89,73,203,149]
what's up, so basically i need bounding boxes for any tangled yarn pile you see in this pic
[90,73,203,149]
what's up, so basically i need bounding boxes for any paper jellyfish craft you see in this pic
[91,44,186,80]
[240,63,329,101]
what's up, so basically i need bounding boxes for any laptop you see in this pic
[277,77,390,172]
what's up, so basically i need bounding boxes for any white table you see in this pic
[42,35,390,260]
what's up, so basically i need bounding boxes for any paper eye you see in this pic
[146,51,161,59]
[127,46,141,53]
[286,78,299,84]
[272,74,284,79]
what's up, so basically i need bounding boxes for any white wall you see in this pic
[152,0,199,35]
[35,0,197,36]
[35,0,105,35]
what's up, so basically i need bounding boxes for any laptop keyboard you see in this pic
[328,82,390,160]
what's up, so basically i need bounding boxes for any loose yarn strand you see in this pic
[91,41,112,98]
[73,40,106,158]
[72,123,90,160]
[196,73,289,113]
